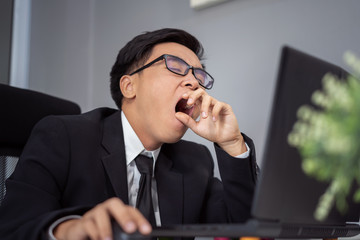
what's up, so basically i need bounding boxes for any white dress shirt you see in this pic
[121,111,162,226]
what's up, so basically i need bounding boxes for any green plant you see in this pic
[287,52,360,221]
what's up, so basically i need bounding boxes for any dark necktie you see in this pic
[135,155,156,226]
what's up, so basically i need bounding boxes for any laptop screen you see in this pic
[252,46,360,225]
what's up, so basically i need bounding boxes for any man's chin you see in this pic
[165,126,188,144]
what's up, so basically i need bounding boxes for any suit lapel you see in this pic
[101,111,129,204]
[99,110,184,224]
[155,149,183,225]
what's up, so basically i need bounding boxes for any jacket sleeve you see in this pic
[201,133,258,223]
[0,116,91,240]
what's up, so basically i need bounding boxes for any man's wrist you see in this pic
[48,215,81,240]
[235,142,250,158]
[218,134,247,157]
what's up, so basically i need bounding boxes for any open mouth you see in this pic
[175,98,194,116]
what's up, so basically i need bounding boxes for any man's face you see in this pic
[123,42,203,149]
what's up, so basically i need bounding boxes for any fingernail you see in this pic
[183,93,188,98]
[104,237,112,240]
[124,221,135,232]
[188,98,194,104]
[140,224,151,233]
[202,112,207,118]
[212,116,216,121]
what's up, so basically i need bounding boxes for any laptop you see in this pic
[113,46,360,239]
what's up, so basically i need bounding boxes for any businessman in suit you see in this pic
[0,28,258,240]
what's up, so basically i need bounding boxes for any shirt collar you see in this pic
[121,111,161,166]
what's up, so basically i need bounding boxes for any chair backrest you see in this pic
[0,84,81,204]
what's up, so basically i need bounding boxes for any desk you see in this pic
[238,238,337,240]
[112,222,360,240]
[213,237,337,240]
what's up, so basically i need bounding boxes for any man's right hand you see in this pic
[54,197,152,240]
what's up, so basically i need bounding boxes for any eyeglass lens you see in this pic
[165,55,213,89]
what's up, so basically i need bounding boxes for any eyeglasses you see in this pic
[129,54,214,89]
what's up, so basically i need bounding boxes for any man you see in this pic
[0,28,258,240]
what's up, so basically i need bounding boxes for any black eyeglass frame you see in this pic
[129,54,214,89]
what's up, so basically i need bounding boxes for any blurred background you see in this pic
[1,0,360,173]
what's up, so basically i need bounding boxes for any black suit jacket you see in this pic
[0,108,258,240]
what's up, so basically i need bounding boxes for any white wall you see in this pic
[28,0,360,168]
[29,0,93,110]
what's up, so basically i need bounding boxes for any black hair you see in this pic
[109,28,204,109]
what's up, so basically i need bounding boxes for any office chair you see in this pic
[0,83,81,205]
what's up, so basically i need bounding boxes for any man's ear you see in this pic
[119,75,136,99]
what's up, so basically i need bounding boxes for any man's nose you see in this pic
[182,71,199,90]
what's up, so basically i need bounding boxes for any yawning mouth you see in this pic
[175,98,194,116]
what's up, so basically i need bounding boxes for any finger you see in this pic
[185,88,206,107]
[81,216,100,240]
[105,199,137,234]
[92,204,113,240]
[211,101,228,122]
[109,203,151,235]
[82,202,114,240]
[200,94,212,119]
[127,207,152,235]
[175,112,197,130]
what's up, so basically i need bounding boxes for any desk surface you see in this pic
[112,221,360,240]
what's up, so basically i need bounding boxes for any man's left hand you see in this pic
[175,88,247,157]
